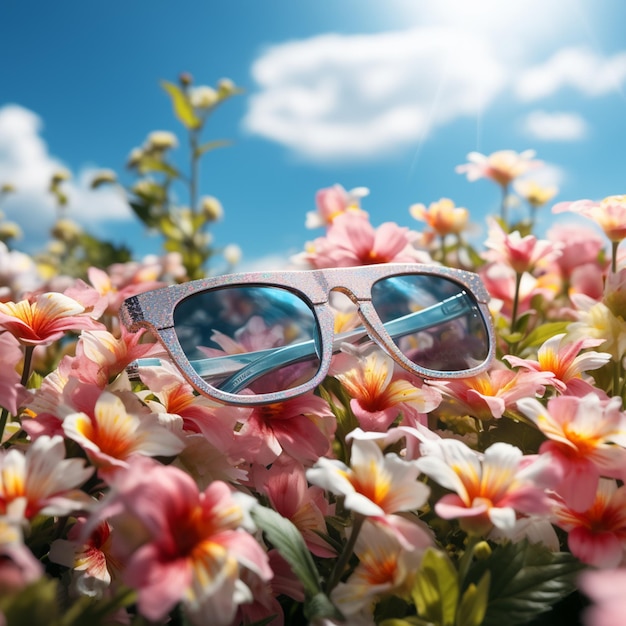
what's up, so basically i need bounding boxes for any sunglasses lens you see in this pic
[173,286,322,395]
[371,274,490,373]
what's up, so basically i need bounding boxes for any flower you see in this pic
[306,184,369,229]
[504,333,611,394]
[554,194,626,242]
[0,435,94,520]
[552,479,626,568]
[417,439,559,536]
[482,218,562,274]
[49,518,118,592]
[0,292,102,346]
[237,393,336,465]
[580,568,626,626]
[331,520,424,617]
[89,458,272,625]
[254,456,335,558]
[306,436,430,518]
[456,150,542,187]
[409,198,469,237]
[514,179,558,208]
[427,367,553,421]
[333,349,441,431]
[62,390,185,476]
[517,394,626,511]
[0,332,30,416]
[299,212,429,268]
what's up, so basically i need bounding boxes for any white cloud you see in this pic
[522,110,588,141]
[515,47,626,101]
[0,104,133,253]
[244,27,506,161]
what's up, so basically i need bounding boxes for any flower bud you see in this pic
[146,131,178,152]
[0,222,22,240]
[51,218,82,244]
[190,86,219,109]
[90,169,117,188]
[179,72,193,87]
[126,147,144,169]
[200,196,223,222]
[217,78,237,97]
[223,243,242,266]
[51,169,71,185]
[473,541,492,561]
[0,183,15,194]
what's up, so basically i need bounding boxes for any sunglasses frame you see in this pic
[120,263,495,406]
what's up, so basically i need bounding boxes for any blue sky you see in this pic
[2,0,626,271]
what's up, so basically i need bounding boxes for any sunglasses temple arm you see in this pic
[217,291,477,394]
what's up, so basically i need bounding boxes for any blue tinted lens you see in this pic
[371,274,489,372]
[173,286,322,395]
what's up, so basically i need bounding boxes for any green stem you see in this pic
[325,513,364,594]
[457,535,480,588]
[611,240,619,274]
[511,271,522,334]
[189,128,200,215]
[439,235,447,265]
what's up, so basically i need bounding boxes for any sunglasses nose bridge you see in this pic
[328,284,371,303]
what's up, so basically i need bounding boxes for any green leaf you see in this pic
[129,199,160,228]
[457,571,490,626]
[465,540,584,626]
[412,548,459,626]
[517,322,570,350]
[194,139,232,158]
[137,156,180,178]
[0,577,60,624]
[161,80,201,129]
[251,504,323,599]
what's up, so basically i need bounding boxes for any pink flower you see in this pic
[306,184,369,229]
[580,568,626,626]
[89,458,272,624]
[0,292,103,346]
[0,332,30,416]
[253,456,335,558]
[553,479,626,568]
[554,195,626,242]
[334,349,441,431]
[456,149,542,187]
[417,439,559,536]
[299,212,429,269]
[237,393,335,465]
[504,333,611,394]
[62,390,185,476]
[547,223,606,278]
[49,518,118,588]
[482,218,562,274]
[427,367,553,421]
[0,435,93,520]
[85,262,168,315]
[71,326,162,387]
[0,518,43,594]
[136,363,240,452]
[517,394,626,511]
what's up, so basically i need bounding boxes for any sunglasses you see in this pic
[120,263,495,406]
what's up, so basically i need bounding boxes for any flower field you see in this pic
[0,77,625,626]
